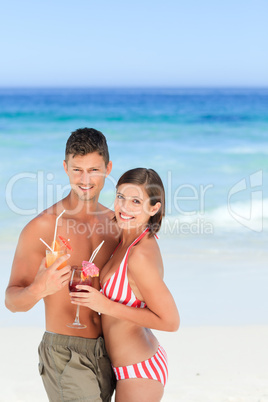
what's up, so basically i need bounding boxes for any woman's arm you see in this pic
[70,243,180,332]
[72,283,179,332]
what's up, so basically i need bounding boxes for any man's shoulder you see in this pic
[97,203,115,221]
[23,203,62,233]
[96,204,120,240]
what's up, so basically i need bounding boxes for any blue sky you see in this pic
[1,0,267,87]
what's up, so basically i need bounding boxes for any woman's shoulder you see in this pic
[128,234,163,275]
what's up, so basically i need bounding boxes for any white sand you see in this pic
[1,326,268,402]
[2,234,268,401]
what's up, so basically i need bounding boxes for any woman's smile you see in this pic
[119,212,134,221]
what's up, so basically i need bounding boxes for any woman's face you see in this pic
[114,183,158,231]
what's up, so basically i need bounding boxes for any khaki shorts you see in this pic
[38,332,116,402]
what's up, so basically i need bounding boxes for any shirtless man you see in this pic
[5,128,119,402]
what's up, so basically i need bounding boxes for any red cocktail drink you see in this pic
[67,265,97,329]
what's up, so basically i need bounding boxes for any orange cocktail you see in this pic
[45,236,72,270]
[46,248,67,269]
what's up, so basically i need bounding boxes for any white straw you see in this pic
[89,240,104,263]
[39,238,55,253]
[52,210,65,251]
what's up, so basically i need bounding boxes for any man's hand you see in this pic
[30,254,71,298]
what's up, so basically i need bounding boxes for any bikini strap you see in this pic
[122,227,150,266]
[110,240,122,259]
[110,227,149,260]
[128,227,150,250]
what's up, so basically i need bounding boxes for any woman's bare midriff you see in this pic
[102,314,159,367]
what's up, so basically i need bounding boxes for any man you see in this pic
[5,128,119,401]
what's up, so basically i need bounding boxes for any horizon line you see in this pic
[0,85,268,90]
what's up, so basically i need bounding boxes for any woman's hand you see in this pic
[70,286,111,314]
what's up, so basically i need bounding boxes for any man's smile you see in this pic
[78,185,94,192]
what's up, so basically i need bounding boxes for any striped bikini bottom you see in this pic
[112,345,168,387]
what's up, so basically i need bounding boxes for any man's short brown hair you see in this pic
[65,128,110,166]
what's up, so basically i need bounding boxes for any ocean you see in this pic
[1,87,268,327]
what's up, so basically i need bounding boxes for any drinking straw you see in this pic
[39,238,55,253]
[89,240,104,263]
[52,210,66,251]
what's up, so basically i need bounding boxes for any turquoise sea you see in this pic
[1,87,268,327]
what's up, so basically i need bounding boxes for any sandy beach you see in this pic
[1,326,268,402]
[2,233,268,402]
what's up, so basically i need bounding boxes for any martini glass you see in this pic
[67,266,92,329]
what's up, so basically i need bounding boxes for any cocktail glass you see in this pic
[67,266,92,329]
[46,247,67,269]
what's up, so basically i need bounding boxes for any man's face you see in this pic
[63,152,112,202]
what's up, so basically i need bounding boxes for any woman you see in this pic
[70,168,180,402]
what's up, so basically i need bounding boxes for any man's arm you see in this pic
[5,218,71,312]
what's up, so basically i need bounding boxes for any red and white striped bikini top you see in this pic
[100,228,150,308]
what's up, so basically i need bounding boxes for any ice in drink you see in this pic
[45,237,71,269]
[46,248,67,269]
